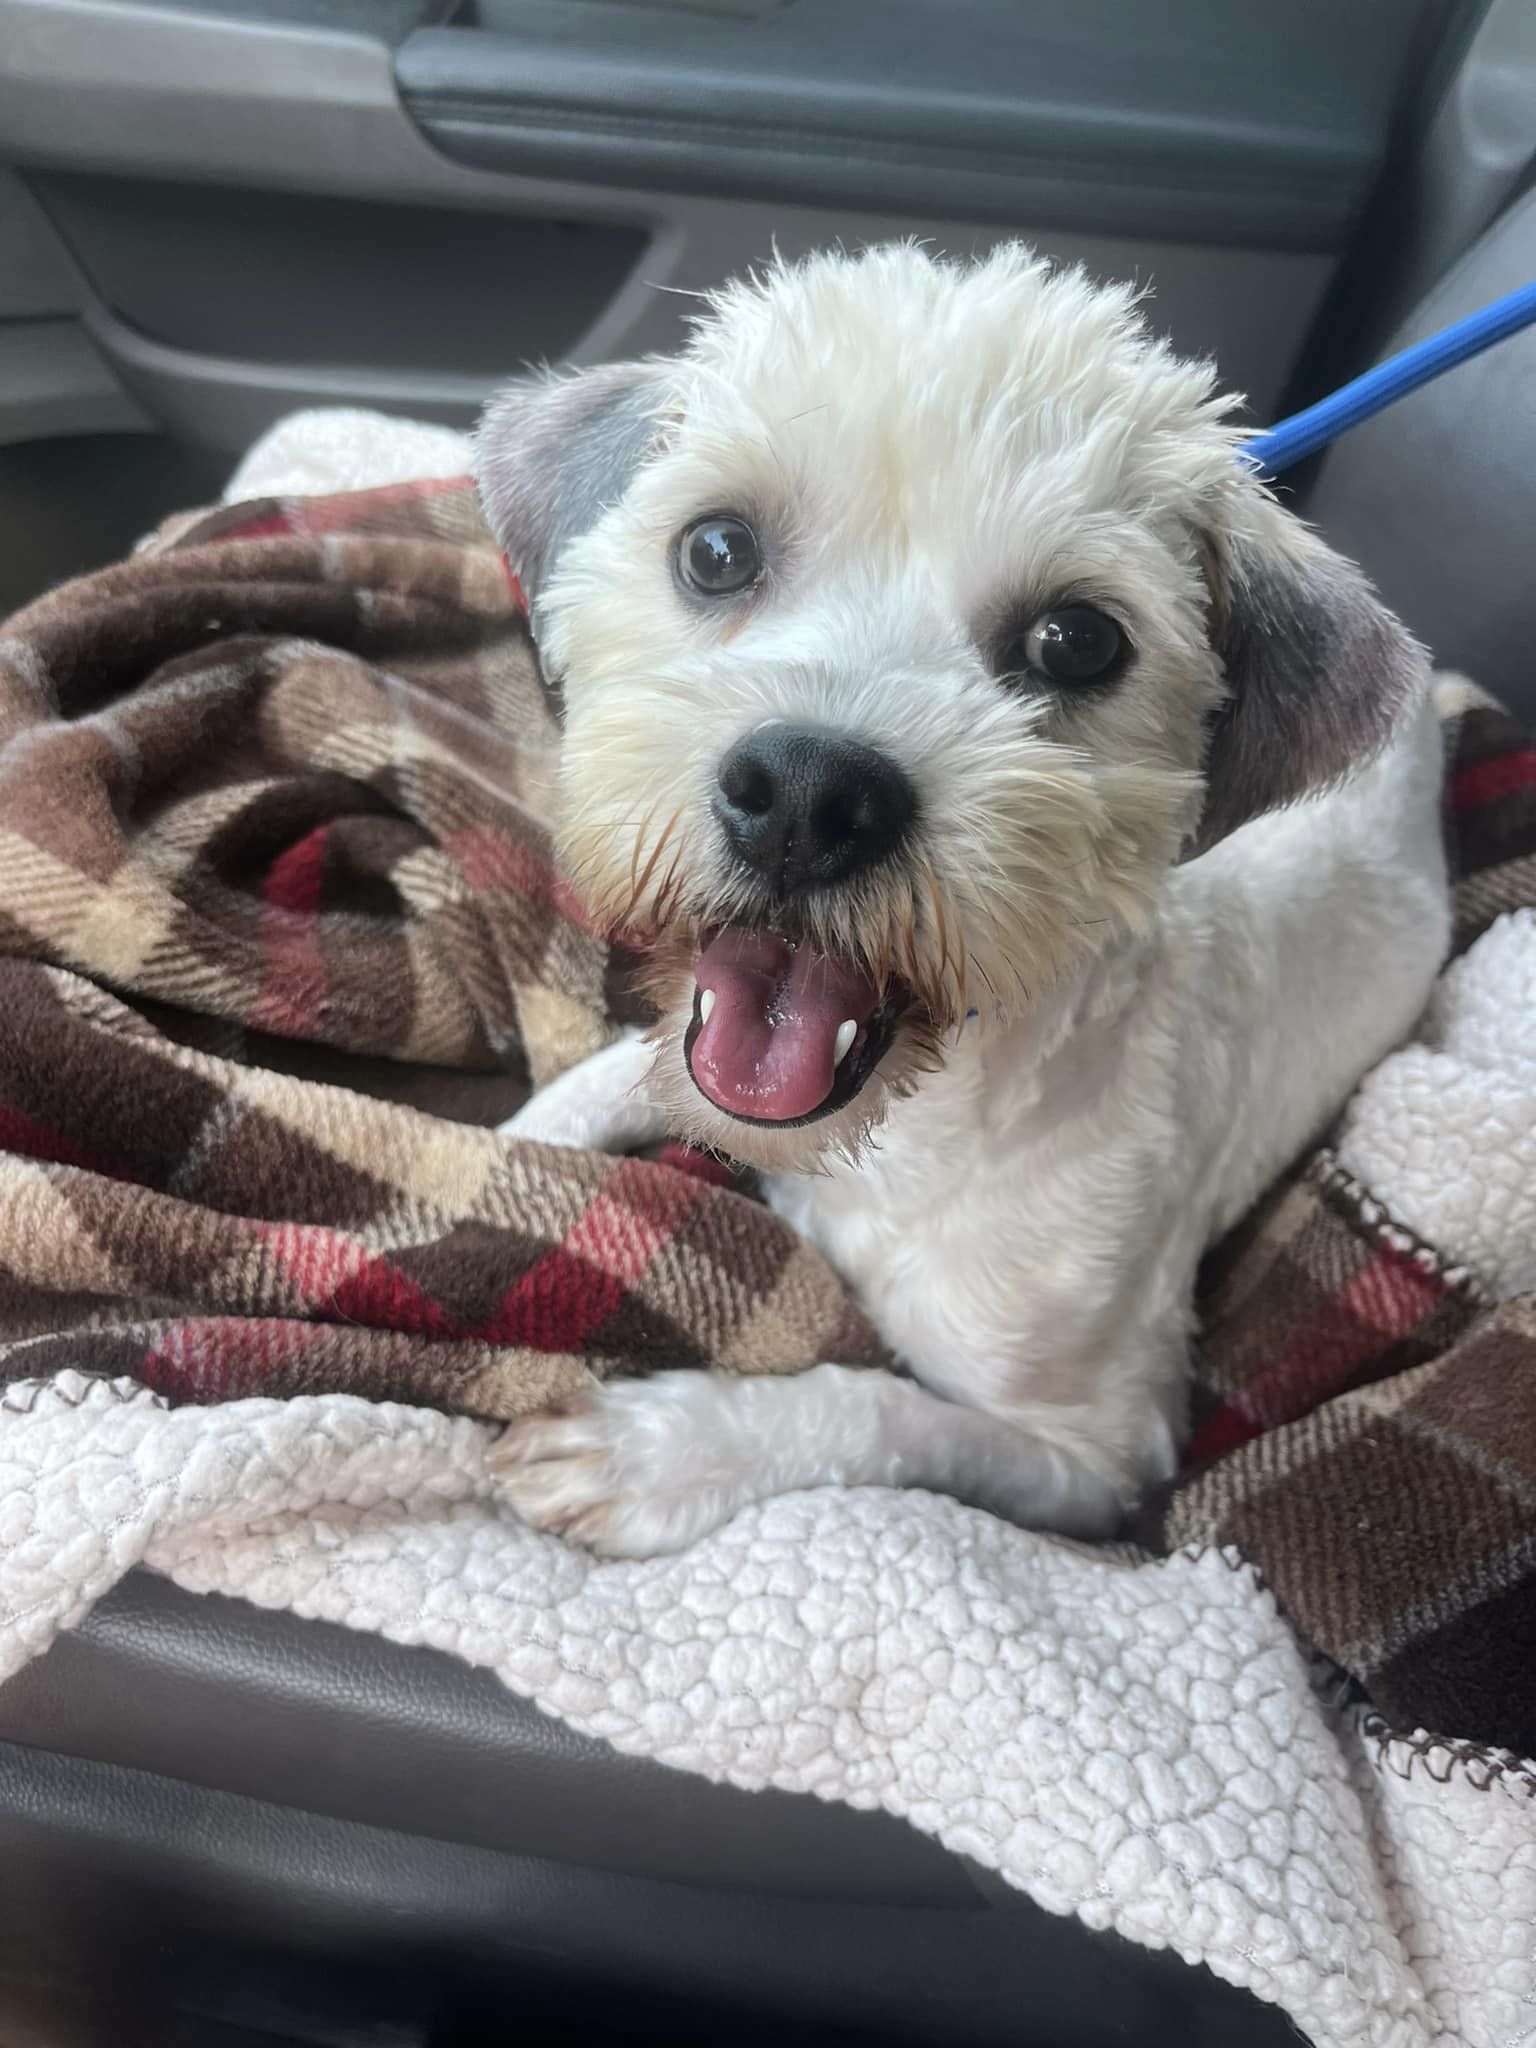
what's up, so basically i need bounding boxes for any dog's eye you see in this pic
[678,515,761,597]
[1001,606,1127,687]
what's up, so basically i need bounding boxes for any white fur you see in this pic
[500,705,1447,1555]
[488,246,1451,1556]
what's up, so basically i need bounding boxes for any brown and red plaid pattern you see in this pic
[0,480,885,1424]
[0,478,1531,1754]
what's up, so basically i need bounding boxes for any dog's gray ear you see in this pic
[1189,499,1427,856]
[474,361,673,615]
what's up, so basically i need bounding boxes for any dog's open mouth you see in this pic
[683,928,905,1127]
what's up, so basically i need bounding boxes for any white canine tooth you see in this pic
[833,1018,858,1068]
[699,988,716,1025]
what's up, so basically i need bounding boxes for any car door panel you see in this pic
[0,0,1467,460]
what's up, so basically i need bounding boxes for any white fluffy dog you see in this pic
[476,243,1449,1558]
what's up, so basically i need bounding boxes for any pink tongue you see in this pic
[690,930,881,1122]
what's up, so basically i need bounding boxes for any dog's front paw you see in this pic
[489,1372,762,1558]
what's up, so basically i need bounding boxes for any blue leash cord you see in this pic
[1242,278,1536,479]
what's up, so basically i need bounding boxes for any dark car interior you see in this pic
[1,1,1534,2042]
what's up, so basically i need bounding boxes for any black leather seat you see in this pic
[0,1574,1299,2046]
[3,191,1533,2048]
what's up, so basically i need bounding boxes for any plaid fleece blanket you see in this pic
[0,477,1531,1757]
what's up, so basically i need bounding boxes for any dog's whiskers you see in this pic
[621,805,686,927]
[628,799,664,900]
[651,840,689,928]
[923,866,952,989]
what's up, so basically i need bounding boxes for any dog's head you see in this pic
[477,243,1425,1170]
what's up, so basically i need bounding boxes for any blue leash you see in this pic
[1242,278,1536,478]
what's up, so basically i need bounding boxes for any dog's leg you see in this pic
[490,1364,1135,1557]
[499,1028,666,1153]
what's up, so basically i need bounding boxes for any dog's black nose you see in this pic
[714,725,916,893]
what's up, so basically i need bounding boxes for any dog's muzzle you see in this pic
[685,726,916,1127]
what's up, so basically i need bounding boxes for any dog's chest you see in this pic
[763,1032,1190,1405]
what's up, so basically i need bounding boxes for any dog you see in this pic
[475,242,1449,1558]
